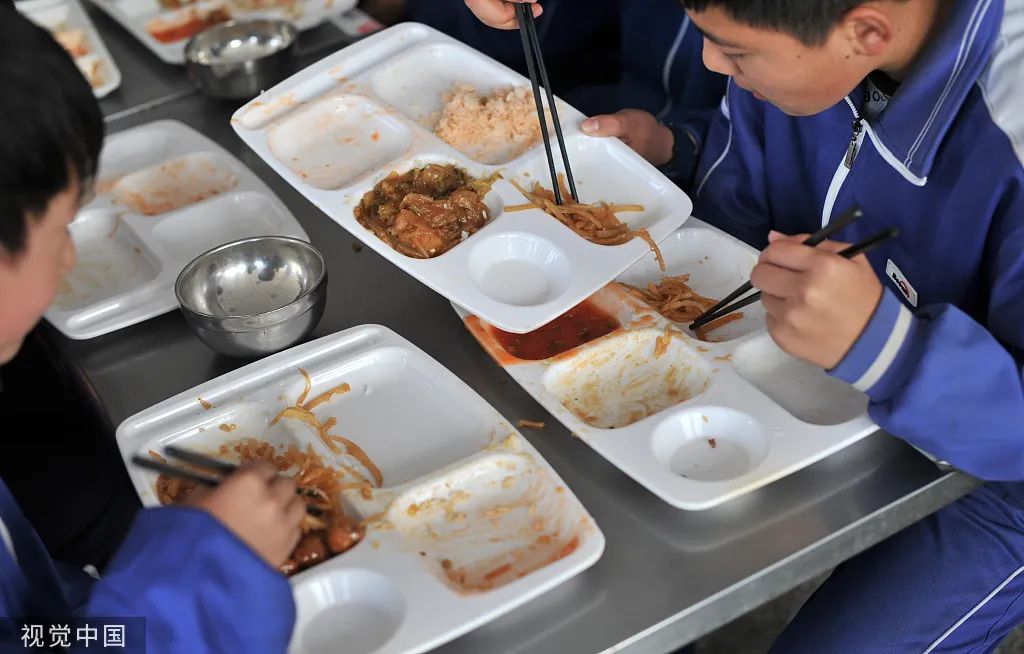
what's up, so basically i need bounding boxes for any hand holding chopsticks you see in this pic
[514,2,576,205]
[132,445,324,516]
[690,206,865,331]
[689,208,900,370]
[132,445,310,567]
[465,0,542,30]
[690,225,898,331]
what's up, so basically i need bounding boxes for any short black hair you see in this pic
[0,4,103,255]
[680,0,877,45]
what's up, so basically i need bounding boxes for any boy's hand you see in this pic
[581,110,675,166]
[465,0,541,29]
[190,462,305,569]
[751,231,883,369]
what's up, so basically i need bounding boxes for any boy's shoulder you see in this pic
[971,4,1024,173]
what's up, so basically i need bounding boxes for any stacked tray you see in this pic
[456,219,877,510]
[46,119,307,339]
[88,0,357,64]
[17,0,122,98]
[231,23,693,334]
[116,325,605,654]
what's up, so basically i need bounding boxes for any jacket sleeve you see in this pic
[655,27,727,191]
[690,81,773,249]
[829,195,1024,480]
[76,507,296,654]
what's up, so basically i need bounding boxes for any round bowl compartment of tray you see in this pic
[293,569,406,654]
[650,407,769,482]
[175,236,327,359]
[467,231,571,307]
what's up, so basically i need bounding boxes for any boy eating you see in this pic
[679,0,1024,651]
[0,7,303,651]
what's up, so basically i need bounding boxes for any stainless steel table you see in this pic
[42,81,980,653]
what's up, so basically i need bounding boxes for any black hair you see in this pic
[680,0,881,45]
[0,4,103,255]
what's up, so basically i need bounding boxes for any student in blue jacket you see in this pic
[462,0,727,187]
[0,9,303,652]
[581,0,727,188]
[674,0,1024,651]
[476,0,1024,649]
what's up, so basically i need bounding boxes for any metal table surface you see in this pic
[43,71,980,653]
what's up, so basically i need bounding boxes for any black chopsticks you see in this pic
[131,446,323,515]
[690,222,898,332]
[514,2,577,205]
[689,206,864,332]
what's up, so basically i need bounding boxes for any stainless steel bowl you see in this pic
[185,19,297,100]
[175,236,327,358]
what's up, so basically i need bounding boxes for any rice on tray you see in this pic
[434,84,548,165]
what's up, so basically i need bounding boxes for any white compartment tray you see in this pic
[115,325,604,654]
[231,23,692,334]
[456,219,878,510]
[17,0,123,98]
[87,0,357,65]
[45,119,308,340]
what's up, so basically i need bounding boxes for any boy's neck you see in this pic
[878,0,953,81]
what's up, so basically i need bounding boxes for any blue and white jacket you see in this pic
[0,479,295,653]
[694,0,1024,488]
[618,0,726,185]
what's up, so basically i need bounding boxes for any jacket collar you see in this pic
[857,0,1004,182]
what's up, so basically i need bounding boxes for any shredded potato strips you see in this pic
[317,416,342,455]
[509,177,665,270]
[622,274,717,323]
[270,406,320,430]
[504,203,537,212]
[330,435,383,487]
[696,313,744,339]
[622,274,743,338]
[296,368,312,406]
[302,383,351,411]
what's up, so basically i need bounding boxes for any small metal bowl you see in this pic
[175,236,327,359]
[185,19,297,100]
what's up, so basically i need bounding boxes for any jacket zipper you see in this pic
[845,116,864,168]
[820,96,867,226]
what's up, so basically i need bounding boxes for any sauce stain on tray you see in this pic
[491,299,620,361]
[543,329,712,429]
[388,451,588,592]
[112,154,239,216]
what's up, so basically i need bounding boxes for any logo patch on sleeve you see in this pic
[886,259,918,307]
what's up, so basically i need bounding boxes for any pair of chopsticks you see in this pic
[689,207,899,332]
[514,2,576,205]
[132,445,323,516]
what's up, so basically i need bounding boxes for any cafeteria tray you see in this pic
[456,219,877,510]
[230,22,692,334]
[17,0,123,98]
[87,0,357,65]
[45,119,307,340]
[115,325,605,654]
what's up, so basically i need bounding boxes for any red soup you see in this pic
[493,299,620,360]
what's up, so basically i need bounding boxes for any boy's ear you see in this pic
[841,5,894,58]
